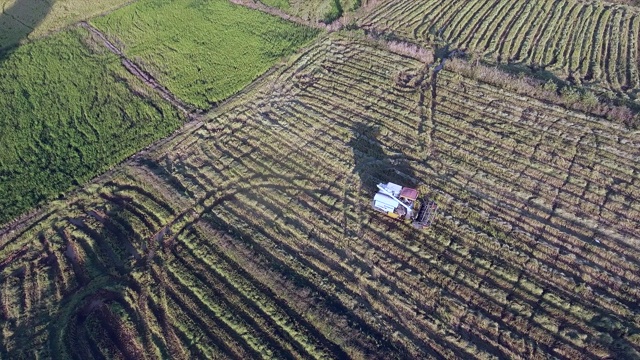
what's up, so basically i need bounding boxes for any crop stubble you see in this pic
[1,32,639,359]
[360,0,640,97]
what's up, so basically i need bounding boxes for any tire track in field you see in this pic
[428,47,460,160]
[79,22,198,119]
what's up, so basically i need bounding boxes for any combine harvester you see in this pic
[372,182,438,229]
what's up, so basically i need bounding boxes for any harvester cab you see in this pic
[372,182,438,229]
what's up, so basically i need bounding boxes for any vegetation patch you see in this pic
[91,0,319,108]
[0,28,181,225]
[258,0,291,11]
[258,0,361,23]
[0,0,132,50]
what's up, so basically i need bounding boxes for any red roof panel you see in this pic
[399,187,418,200]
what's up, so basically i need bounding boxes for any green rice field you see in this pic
[0,28,181,224]
[92,0,319,108]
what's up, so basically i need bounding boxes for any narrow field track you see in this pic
[1,33,639,359]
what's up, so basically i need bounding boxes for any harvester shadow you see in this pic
[0,0,52,65]
[349,122,416,195]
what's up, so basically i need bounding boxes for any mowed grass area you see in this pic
[0,0,132,50]
[0,28,181,225]
[92,0,320,108]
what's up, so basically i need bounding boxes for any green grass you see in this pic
[259,0,290,10]
[0,0,133,50]
[323,0,343,23]
[0,28,181,225]
[92,0,320,108]
[259,0,360,23]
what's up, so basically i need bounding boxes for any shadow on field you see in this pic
[0,0,52,64]
[349,122,416,194]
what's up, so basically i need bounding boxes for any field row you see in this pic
[360,0,640,95]
[0,0,131,50]
[433,69,640,304]
[1,34,639,358]
[144,34,640,358]
[0,167,178,357]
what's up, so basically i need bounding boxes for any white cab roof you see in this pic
[377,182,403,197]
[373,193,398,212]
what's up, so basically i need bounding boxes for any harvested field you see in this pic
[1,33,639,359]
[359,0,640,97]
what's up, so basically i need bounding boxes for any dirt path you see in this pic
[80,22,197,119]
